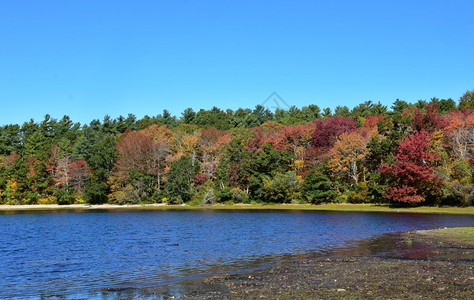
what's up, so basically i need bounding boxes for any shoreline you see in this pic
[145,227,474,299]
[0,203,473,215]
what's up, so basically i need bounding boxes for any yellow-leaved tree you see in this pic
[327,132,368,184]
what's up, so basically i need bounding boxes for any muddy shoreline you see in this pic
[131,228,474,299]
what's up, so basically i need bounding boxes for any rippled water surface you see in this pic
[0,209,472,298]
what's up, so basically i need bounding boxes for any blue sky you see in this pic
[1,0,473,125]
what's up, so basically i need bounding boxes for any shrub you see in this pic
[347,183,370,203]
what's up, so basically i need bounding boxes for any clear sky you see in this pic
[1,0,473,125]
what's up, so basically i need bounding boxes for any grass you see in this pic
[420,226,474,246]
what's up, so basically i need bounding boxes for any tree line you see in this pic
[0,90,472,206]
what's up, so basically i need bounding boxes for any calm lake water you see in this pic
[0,209,473,299]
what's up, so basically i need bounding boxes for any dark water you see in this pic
[0,209,472,299]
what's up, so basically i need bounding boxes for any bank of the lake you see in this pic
[157,227,474,299]
[1,203,473,215]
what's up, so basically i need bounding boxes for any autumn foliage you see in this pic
[0,93,472,206]
[380,131,442,203]
[328,132,368,184]
[311,117,356,151]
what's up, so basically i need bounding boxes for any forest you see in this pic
[0,90,472,206]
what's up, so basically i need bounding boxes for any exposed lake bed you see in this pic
[79,227,474,299]
[1,209,472,299]
[171,228,474,299]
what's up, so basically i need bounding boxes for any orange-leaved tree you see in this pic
[327,131,368,184]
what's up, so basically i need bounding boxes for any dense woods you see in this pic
[0,91,473,206]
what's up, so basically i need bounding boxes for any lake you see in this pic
[0,209,472,299]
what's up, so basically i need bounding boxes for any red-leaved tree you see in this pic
[311,116,357,151]
[273,124,315,171]
[412,103,448,133]
[48,145,90,194]
[68,159,90,192]
[114,130,154,176]
[380,130,442,204]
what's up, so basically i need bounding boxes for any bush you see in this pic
[215,187,232,203]
[190,180,216,205]
[230,187,248,203]
[85,181,110,204]
[55,189,74,205]
[187,198,201,206]
[347,183,370,203]
[38,196,56,204]
[441,183,473,207]
[261,171,303,203]
[25,192,40,204]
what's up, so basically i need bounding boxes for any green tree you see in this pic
[301,104,321,121]
[136,115,157,130]
[53,115,81,146]
[166,156,199,204]
[115,114,137,133]
[437,98,456,114]
[252,105,274,125]
[85,135,116,204]
[73,122,116,204]
[458,89,474,110]
[248,143,293,201]
[322,107,332,118]
[274,108,289,123]
[231,108,257,128]
[303,165,336,204]
[215,129,254,192]
[365,115,411,172]
[335,106,350,117]
[2,156,30,204]
[261,171,303,203]
[181,108,196,124]
[391,99,410,114]
[371,102,388,115]
[414,100,427,110]
[194,107,231,130]
[156,109,177,127]
[351,101,374,119]
[0,124,21,155]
